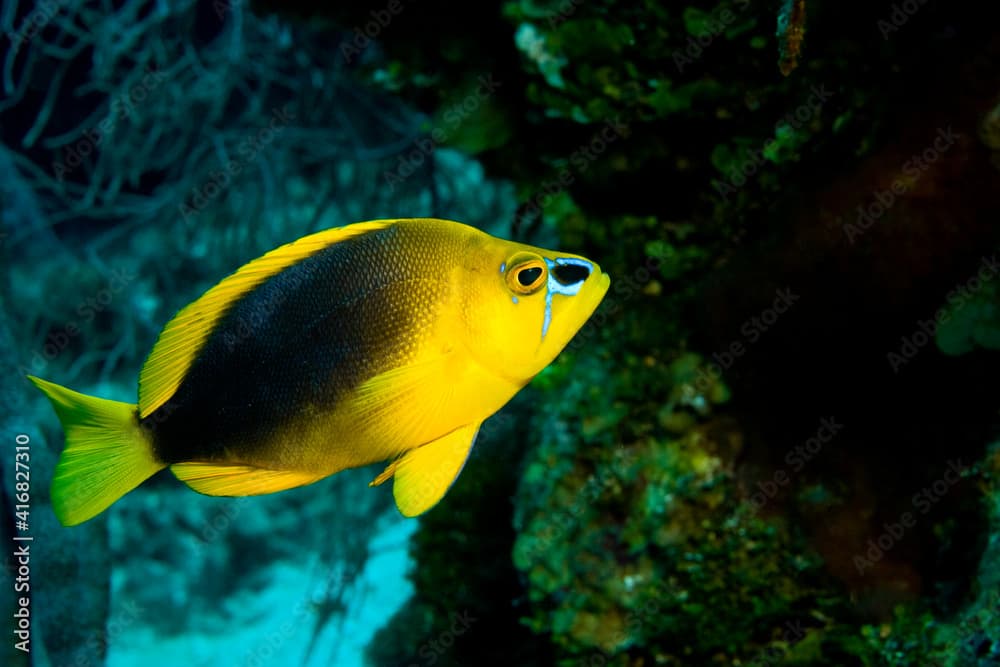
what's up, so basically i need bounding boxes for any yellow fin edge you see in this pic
[386,422,481,517]
[170,461,324,496]
[137,220,395,418]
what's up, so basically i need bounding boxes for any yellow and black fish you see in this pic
[29,218,610,526]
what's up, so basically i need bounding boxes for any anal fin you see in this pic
[379,422,481,517]
[369,461,398,487]
[171,461,323,496]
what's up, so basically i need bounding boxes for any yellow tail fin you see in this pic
[27,376,166,526]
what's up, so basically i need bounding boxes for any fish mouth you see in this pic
[580,267,610,318]
[590,267,610,300]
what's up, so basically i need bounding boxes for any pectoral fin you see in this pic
[347,353,460,461]
[375,422,480,517]
[171,461,323,496]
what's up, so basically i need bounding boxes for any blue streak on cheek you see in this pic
[541,257,592,340]
[542,292,552,340]
[512,296,518,304]
[500,262,506,274]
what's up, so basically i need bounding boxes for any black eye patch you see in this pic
[552,263,590,286]
[518,266,544,286]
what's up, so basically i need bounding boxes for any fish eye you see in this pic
[518,266,543,286]
[505,254,547,295]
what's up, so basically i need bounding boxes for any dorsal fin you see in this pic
[137,220,394,418]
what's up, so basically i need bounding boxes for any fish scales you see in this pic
[143,223,456,464]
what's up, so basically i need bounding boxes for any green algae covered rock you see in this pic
[936,278,1000,356]
[512,344,854,665]
[860,444,1000,667]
